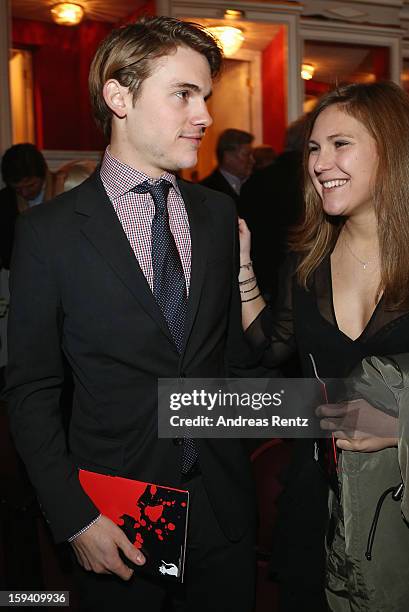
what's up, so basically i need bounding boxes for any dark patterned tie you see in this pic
[132,180,198,473]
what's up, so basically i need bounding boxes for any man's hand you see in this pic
[70,515,145,580]
[332,436,398,452]
[316,398,398,453]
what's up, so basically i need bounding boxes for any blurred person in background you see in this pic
[0,143,53,270]
[252,144,276,171]
[239,117,307,300]
[200,128,254,205]
[0,144,54,388]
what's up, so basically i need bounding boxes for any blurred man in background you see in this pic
[201,128,254,205]
[0,143,53,270]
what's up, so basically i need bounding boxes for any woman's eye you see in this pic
[176,91,189,101]
[308,144,319,153]
[335,141,349,148]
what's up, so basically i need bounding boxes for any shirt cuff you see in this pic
[68,514,101,542]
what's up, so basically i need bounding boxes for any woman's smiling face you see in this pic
[308,105,379,218]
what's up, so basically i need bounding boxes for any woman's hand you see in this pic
[237,217,265,329]
[238,218,251,264]
[316,399,398,452]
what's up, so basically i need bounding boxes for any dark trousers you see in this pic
[73,474,256,611]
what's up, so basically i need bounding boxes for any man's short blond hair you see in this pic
[89,16,222,140]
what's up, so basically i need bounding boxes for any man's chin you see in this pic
[177,154,198,171]
[163,153,198,174]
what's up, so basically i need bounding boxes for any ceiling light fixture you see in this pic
[206,26,244,57]
[51,3,84,26]
[224,9,244,20]
[301,63,315,80]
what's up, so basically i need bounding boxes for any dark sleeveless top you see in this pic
[246,254,409,609]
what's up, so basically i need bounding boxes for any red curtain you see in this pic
[12,1,158,152]
[262,27,287,153]
[13,18,112,150]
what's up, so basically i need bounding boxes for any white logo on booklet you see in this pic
[159,561,179,577]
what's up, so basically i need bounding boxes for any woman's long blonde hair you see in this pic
[291,81,409,309]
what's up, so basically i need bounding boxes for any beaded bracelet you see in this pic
[241,292,261,303]
[240,261,253,271]
[239,275,256,286]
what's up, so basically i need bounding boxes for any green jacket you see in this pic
[351,354,409,523]
[325,354,409,612]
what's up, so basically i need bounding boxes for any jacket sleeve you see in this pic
[349,354,409,524]
[4,212,99,543]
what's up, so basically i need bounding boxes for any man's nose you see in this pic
[192,101,212,129]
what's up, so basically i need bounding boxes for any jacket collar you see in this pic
[75,172,210,358]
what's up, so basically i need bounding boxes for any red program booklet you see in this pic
[79,469,189,582]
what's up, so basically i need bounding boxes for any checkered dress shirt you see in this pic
[100,148,191,293]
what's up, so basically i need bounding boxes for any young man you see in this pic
[6,17,256,611]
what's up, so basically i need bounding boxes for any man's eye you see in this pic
[176,91,189,100]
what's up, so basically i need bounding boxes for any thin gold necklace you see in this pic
[342,231,377,270]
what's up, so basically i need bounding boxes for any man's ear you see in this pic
[103,79,129,119]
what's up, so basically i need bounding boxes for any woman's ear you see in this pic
[103,79,129,119]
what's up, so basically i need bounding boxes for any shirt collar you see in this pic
[28,184,45,207]
[219,168,243,195]
[100,147,181,200]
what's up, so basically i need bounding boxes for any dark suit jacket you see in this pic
[0,173,55,270]
[5,172,255,544]
[0,186,18,270]
[200,168,239,205]
[239,152,303,298]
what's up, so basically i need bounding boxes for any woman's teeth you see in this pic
[323,179,348,189]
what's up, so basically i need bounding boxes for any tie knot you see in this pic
[132,179,172,215]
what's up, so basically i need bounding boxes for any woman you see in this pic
[239,81,409,611]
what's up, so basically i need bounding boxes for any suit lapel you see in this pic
[178,180,210,356]
[76,173,174,344]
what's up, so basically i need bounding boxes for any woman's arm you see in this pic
[238,218,296,368]
[238,218,265,330]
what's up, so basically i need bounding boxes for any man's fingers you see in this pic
[90,546,134,580]
[336,437,370,451]
[336,438,355,451]
[319,418,343,431]
[333,428,357,439]
[316,403,348,418]
[70,515,145,580]
[107,555,134,581]
[117,532,146,568]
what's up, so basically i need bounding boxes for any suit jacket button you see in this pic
[173,438,183,446]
